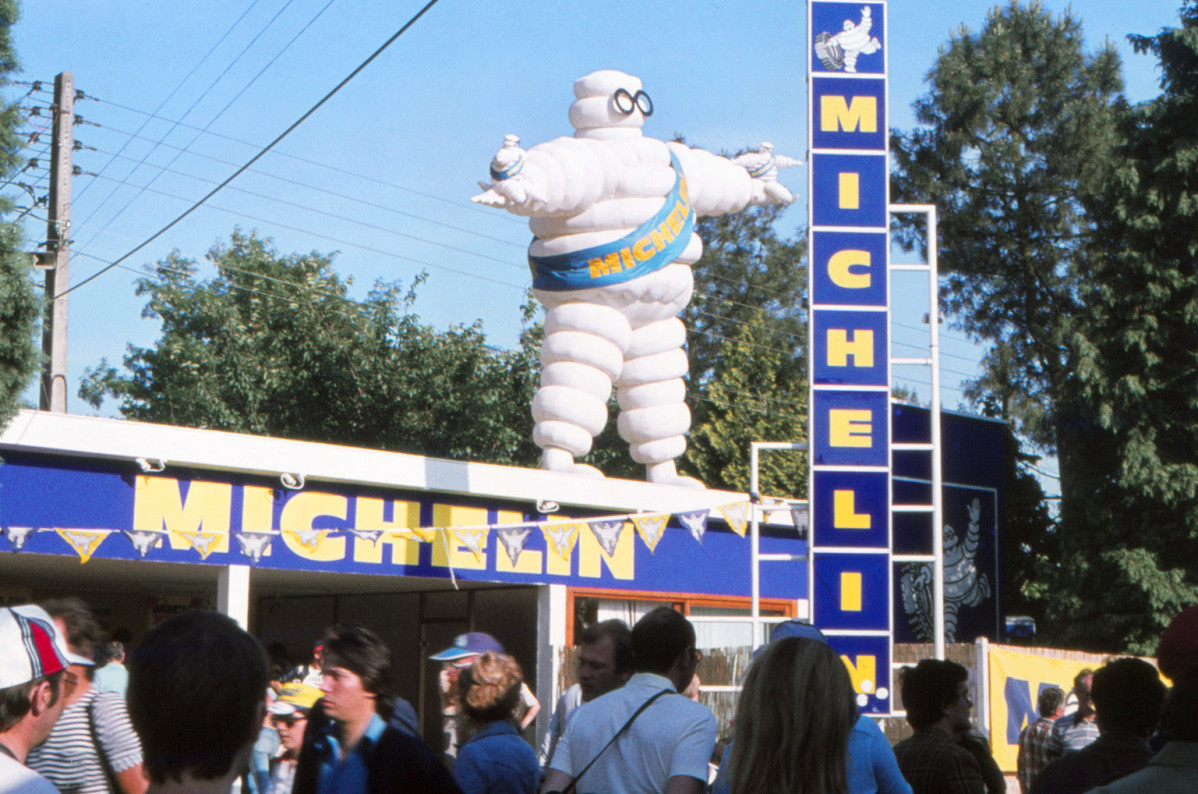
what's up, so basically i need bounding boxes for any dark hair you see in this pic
[1160,666,1198,742]
[127,611,268,784]
[459,652,523,725]
[321,623,394,718]
[900,659,969,730]
[1037,685,1065,717]
[631,607,695,675]
[40,598,104,680]
[1073,668,1094,694]
[1091,657,1166,738]
[0,672,63,733]
[580,619,633,675]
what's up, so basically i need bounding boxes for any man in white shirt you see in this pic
[542,607,715,794]
[0,604,93,794]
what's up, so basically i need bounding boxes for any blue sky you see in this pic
[6,0,1183,424]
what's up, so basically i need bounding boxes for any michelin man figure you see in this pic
[833,6,881,73]
[473,70,797,487]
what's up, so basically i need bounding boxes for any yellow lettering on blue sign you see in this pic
[838,173,860,209]
[589,251,622,278]
[827,328,874,367]
[834,490,871,529]
[354,498,421,565]
[280,492,347,561]
[133,476,232,554]
[430,505,487,571]
[842,654,878,695]
[829,250,871,288]
[820,95,878,133]
[578,521,635,580]
[829,409,873,447]
[841,571,863,611]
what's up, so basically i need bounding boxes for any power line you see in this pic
[57,0,445,301]
[74,0,331,249]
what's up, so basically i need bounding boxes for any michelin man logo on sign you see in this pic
[473,70,798,487]
[814,6,881,73]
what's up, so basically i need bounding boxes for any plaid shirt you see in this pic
[1017,717,1056,793]
[894,730,987,794]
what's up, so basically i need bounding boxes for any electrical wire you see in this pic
[71,0,270,207]
[56,0,445,301]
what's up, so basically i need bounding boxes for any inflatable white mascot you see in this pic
[473,70,798,487]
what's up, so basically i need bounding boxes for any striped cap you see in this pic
[0,605,94,688]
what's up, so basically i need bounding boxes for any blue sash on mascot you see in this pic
[527,151,694,292]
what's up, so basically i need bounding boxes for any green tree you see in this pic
[682,205,807,495]
[1054,2,1198,652]
[0,0,41,427]
[81,230,540,465]
[891,1,1125,643]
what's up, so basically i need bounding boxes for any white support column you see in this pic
[217,564,251,629]
[535,584,568,755]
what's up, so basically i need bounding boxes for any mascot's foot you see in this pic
[542,449,605,479]
[645,462,704,489]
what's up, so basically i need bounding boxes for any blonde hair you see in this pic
[459,652,523,724]
[728,638,856,794]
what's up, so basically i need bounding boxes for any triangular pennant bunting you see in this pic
[631,514,669,553]
[176,530,224,560]
[540,522,581,562]
[449,527,489,563]
[347,528,385,546]
[2,526,38,550]
[717,502,749,537]
[588,520,624,557]
[123,529,164,558]
[676,510,709,544]
[283,528,329,555]
[56,528,112,564]
[496,525,534,567]
[408,526,437,543]
[790,507,808,539]
[236,532,273,563]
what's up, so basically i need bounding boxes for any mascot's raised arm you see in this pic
[473,70,799,488]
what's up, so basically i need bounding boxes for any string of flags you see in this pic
[0,499,806,567]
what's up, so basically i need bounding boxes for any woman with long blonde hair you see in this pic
[728,636,858,794]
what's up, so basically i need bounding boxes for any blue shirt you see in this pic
[453,720,538,794]
[712,714,912,794]
[317,714,387,794]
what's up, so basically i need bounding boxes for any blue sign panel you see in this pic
[812,153,888,228]
[811,390,889,467]
[813,310,889,386]
[812,551,889,630]
[813,470,889,548]
[811,230,888,307]
[812,78,886,151]
[828,633,892,714]
[811,3,886,75]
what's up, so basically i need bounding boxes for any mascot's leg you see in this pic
[616,315,701,488]
[533,300,631,477]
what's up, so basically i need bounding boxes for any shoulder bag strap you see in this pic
[86,694,122,794]
[559,689,672,794]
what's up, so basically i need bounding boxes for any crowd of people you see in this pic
[3,597,1198,794]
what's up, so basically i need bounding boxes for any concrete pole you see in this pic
[40,72,73,413]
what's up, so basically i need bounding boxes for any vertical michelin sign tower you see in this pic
[808,1,892,714]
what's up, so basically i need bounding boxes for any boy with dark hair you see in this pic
[127,610,269,792]
[294,623,459,794]
[892,659,986,794]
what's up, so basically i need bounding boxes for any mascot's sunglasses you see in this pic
[613,88,653,117]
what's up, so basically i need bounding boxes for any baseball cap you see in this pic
[268,682,323,716]
[752,620,828,659]
[429,632,504,662]
[0,604,95,688]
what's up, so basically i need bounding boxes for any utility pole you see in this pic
[40,72,73,412]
